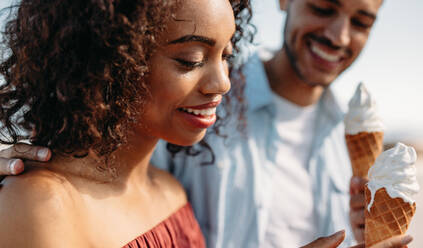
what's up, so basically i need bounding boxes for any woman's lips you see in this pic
[179,100,221,110]
[177,101,220,129]
[178,109,217,129]
[180,107,217,116]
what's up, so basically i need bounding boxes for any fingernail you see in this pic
[37,148,49,160]
[333,230,345,237]
[402,235,413,245]
[8,159,20,175]
[351,177,360,184]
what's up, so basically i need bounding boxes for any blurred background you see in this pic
[250,0,423,247]
[0,0,422,246]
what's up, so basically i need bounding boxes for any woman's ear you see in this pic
[279,0,288,11]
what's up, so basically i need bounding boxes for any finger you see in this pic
[301,230,345,248]
[371,235,413,248]
[349,244,365,248]
[350,193,366,209]
[351,224,364,243]
[350,176,368,195]
[0,144,51,161]
[0,158,24,175]
[350,209,365,225]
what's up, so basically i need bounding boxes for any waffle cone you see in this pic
[346,131,384,178]
[365,187,416,247]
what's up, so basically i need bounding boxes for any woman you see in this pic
[0,0,250,247]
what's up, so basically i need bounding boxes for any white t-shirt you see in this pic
[263,92,319,247]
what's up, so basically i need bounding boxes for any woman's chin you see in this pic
[166,130,207,147]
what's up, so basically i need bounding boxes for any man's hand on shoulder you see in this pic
[0,144,51,176]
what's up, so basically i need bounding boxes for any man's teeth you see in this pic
[310,44,341,62]
[181,107,216,116]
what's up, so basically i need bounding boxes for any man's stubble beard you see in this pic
[282,13,331,89]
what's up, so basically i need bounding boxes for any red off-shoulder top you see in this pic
[122,203,205,248]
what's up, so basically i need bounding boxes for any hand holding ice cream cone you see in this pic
[365,143,420,247]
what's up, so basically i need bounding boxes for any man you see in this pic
[0,0,413,247]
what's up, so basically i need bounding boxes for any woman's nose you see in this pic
[200,61,231,96]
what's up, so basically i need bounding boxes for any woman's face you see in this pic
[139,0,236,146]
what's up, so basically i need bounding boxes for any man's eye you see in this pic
[174,58,205,69]
[351,18,371,29]
[308,4,335,17]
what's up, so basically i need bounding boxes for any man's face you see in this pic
[282,0,383,86]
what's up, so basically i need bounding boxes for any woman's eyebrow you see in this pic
[168,35,216,46]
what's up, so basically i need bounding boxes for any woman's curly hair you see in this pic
[0,0,253,158]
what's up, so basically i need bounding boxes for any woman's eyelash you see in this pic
[174,53,234,70]
[223,54,235,62]
[174,58,205,69]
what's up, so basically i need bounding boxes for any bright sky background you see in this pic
[1,0,422,144]
[251,0,423,145]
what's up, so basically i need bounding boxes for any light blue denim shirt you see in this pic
[152,53,354,247]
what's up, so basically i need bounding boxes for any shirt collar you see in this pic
[243,53,274,113]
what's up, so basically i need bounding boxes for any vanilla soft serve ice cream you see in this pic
[367,143,420,210]
[344,83,385,135]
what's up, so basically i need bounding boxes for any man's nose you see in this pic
[200,62,231,97]
[324,16,351,48]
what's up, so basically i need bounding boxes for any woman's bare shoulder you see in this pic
[150,166,188,209]
[0,167,71,205]
[0,168,83,247]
